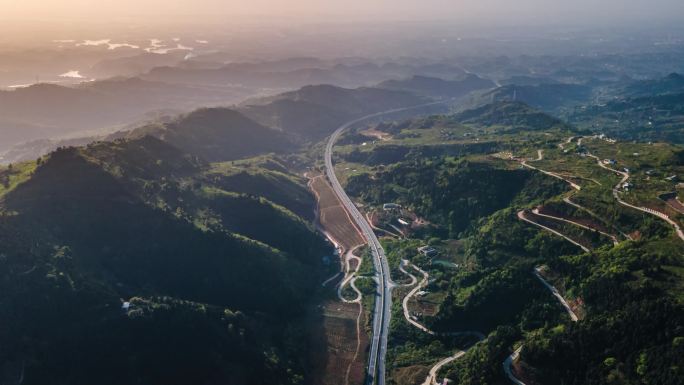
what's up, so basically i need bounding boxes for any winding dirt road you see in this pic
[366,212,402,238]
[516,141,622,249]
[397,259,418,287]
[504,133,684,384]
[338,249,364,303]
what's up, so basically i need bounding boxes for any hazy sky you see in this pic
[1,0,682,25]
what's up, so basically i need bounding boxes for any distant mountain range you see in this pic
[6,71,683,165]
[240,84,430,141]
[140,59,471,91]
[453,101,568,130]
[0,78,255,152]
[623,73,684,97]
[125,108,293,162]
[1,70,490,164]
[1,83,433,163]
[468,83,594,113]
[377,74,495,99]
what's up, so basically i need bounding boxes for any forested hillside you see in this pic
[0,136,330,385]
[332,101,684,385]
[127,108,294,161]
[377,74,495,99]
[346,158,567,237]
[568,92,684,143]
[240,84,429,141]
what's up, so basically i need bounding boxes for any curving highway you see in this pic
[324,102,445,385]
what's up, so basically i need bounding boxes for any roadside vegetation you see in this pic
[335,101,684,385]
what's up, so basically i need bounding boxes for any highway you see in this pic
[324,102,444,385]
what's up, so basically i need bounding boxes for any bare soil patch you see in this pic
[360,127,392,141]
[309,174,365,252]
[391,365,430,385]
[538,205,613,235]
[308,172,368,385]
[311,301,369,385]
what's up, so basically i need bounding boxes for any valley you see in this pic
[1,16,684,385]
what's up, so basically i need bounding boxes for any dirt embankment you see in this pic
[537,205,614,235]
[308,171,368,385]
[309,301,370,385]
[309,173,365,252]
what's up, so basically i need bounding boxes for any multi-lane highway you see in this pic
[324,103,444,385]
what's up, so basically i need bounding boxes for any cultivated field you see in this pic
[313,301,369,385]
[308,170,369,385]
[309,173,365,252]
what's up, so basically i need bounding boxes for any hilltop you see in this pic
[452,101,568,130]
[377,74,495,99]
[126,108,293,161]
[0,78,251,152]
[474,83,593,112]
[2,82,435,163]
[240,84,430,141]
[624,73,684,97]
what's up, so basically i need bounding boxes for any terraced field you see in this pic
[309,172,365,252]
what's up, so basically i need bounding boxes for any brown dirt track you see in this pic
[308,171,368,385]
[311,301,369,385]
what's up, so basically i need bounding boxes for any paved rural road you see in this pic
[586,151,684,241]
[503,346,526,385]
[533,267,579,322]
[421,350,466,385]
[520,150,582,191]
[325,102,444,385]
[398,260,484,385]
[531,208,619,245]
[518,210,591,252]
[502,265,581,385]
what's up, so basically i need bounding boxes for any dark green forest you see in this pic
[0,137,331,385]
